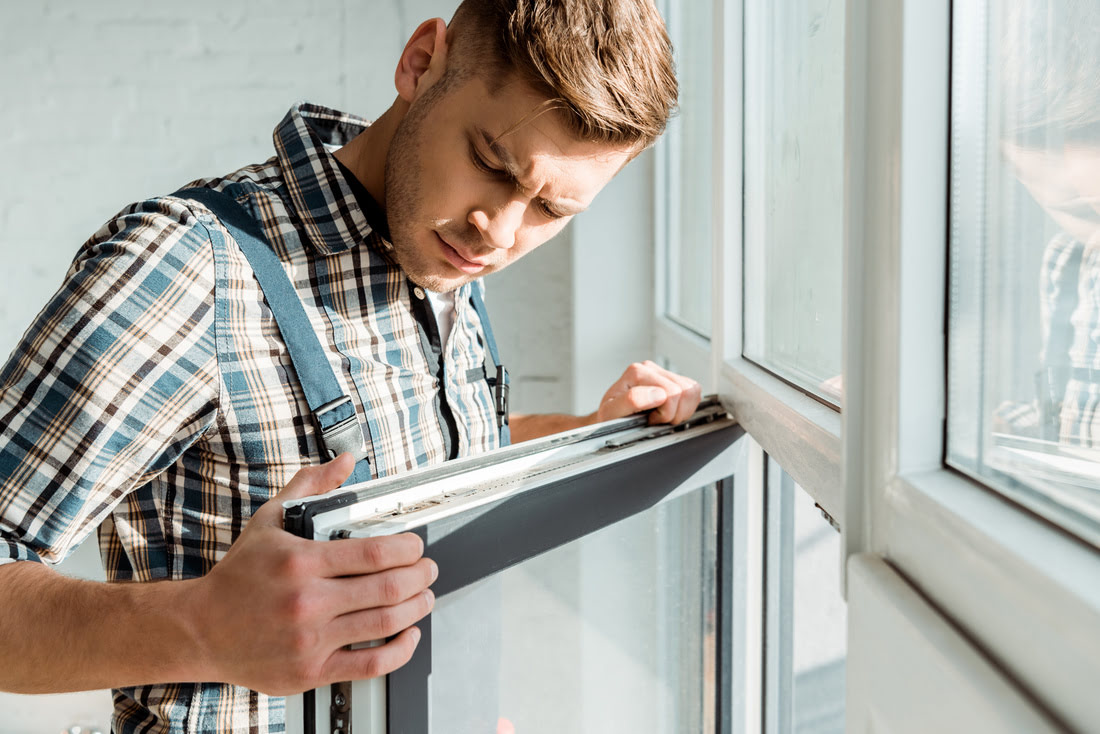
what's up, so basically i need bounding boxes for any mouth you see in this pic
[435,232,489,274]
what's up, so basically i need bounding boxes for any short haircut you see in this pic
[446,0,678,149]
[1002,0,1100,146]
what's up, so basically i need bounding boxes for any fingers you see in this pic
[652,365,702,425]
[326,588,435,660]
[322,626,423,682]
[316,533,426,578]
[602,361,702,425]
[604,385,667,418]
[251,454,356,527]
[326,557,438,615]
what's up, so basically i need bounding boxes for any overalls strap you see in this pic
[174,186,374,484]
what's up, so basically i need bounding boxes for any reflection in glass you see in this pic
[429,486,717,734]
[742,0,845,404]
[661,0,714,338]
[947,0,1100,540]
[765,462,846,734]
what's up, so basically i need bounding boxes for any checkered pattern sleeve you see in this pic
[0,197,221,566]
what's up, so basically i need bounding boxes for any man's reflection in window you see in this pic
[998,1,1100,449]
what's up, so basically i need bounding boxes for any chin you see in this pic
[408,269,473,294]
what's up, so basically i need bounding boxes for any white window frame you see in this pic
[655,3,846,733]
[656,0,1100,730]
[842,1,1100,731]
[654,0,844,525]
[653,0,717,386]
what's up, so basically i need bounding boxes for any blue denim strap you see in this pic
[174,187,373,483]
[469,286,510,447]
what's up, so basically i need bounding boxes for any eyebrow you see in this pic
[474,127,588,217]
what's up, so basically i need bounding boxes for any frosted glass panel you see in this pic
[743,0,845,403]
[429,485,717,733]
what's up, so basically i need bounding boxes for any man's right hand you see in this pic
[189,453,436,695]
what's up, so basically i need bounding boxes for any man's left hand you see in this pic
[595,360,702,426]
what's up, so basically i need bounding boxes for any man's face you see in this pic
[1004,140,1100,244]
[383,74,636,293]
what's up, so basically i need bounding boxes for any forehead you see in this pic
[449,75,637,200]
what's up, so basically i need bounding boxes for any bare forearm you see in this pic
[0,561,204,693]
[0,457,434,698]
[509,412,597,443]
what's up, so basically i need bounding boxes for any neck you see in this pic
[334,98,409,209]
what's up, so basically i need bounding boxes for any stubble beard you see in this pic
[384,82,479,294]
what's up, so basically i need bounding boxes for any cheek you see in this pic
[1063,148,1100,208]
[511,217,571,259]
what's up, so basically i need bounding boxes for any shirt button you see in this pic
[413,286,426,300]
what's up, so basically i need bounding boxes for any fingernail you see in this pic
[424,589,435,605]
[411,627,421,644]
[428,559,439,582]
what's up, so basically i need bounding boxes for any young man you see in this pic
[995,1,1100,447]
[0,0,698,731]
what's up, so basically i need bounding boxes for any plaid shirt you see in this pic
[996,231,1100,446]
[1040,232,1100,445]
[0,103,503,733]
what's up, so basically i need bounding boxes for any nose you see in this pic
[468,198,525,250]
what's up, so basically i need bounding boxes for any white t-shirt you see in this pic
[425,289,456,353]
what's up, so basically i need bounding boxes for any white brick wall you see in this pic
[0,0,451,352]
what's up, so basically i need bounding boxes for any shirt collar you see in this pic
[272,102,392,257]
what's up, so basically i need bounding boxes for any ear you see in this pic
[394,18,450,104]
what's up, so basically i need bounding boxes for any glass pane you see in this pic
[946,0,1100,542]
[662,0,714,337]
[765,461,846,733]
[430,485,718,733]
[742,0,845,404]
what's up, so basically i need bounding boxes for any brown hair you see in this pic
[446,0,678,148]
[1002,0,1100,146]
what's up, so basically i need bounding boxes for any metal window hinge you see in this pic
[815,502,840,532]
[331,681,352,734]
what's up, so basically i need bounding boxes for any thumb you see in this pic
[254,453,357,526]
[278,453,357,502]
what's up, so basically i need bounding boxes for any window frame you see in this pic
[841,0,1100,731]
[654,0,1100,729]
[654,3,848,730]
[654,0,845,525]
[286,417,744,734]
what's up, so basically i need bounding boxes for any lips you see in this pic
[435,232,489,274]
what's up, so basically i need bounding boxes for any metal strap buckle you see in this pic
[494,365,510,428]
[314,396,369,462]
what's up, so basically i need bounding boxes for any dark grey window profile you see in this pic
[285,401,743,734]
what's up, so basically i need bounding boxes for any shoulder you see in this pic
[75,195,219,277]
[39,197,223,366]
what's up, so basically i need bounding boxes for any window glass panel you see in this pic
[765,460,846,734]
[429,484,718,733]
[742,0,845,404]
[947,0,1100,543]
[661,0,714,338]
